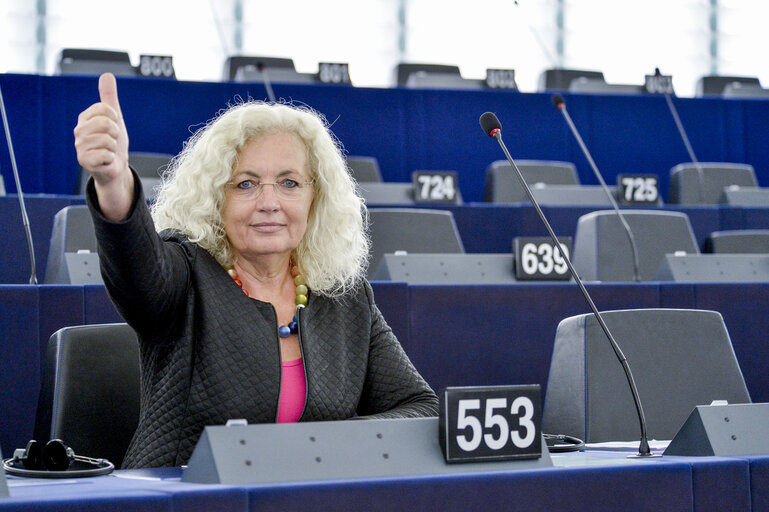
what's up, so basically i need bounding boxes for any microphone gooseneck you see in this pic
[257,62,277,103]
[655,68,706,203]
[0,83,38,285]
[551,95,642,283]
[479,112,656,458]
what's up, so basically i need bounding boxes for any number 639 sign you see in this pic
[439,385,542,463]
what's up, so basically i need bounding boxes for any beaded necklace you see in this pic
[227,260,309,338]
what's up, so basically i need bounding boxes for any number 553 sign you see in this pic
[439,385,542,463]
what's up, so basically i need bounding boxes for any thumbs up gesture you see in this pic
[74,73,134,220]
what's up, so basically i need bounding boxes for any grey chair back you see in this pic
[696,75,761,96]
[78,152,172,199]
[223,55,297,81]
[34,323,141,469]
[668,162,758,205]
[367,208,464,280]
[44,205,101,284]
[542,309,751,443]
[484,160,579,203]
[56,48,138,77]
[572,210,699,282]
[395,63,463,87]
[347,156,383,183]
[538,68,605,91]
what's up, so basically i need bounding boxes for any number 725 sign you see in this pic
[439,385,542,463]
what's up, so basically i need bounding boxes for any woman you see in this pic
[74,73,438,469]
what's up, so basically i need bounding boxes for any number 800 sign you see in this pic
[439,385,542,463]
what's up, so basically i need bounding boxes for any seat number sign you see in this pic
[439,385,542,463]
[513,237,572,280]
[617,174,659,205]
[318,63,351,84]
[412,171,458,204]
[138,55,175,78]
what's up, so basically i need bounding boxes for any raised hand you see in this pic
[74,73,134,220]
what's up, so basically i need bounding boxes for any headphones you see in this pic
[543,433,586,453]
[2,439,114,478]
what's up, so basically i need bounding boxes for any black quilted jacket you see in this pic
[87,180,438,469]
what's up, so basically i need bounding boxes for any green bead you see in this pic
[294,275,307,287]
[295,294,308,306]
[296,284,308,296]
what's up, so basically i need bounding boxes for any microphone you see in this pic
[551,94,641,282]
[655,68,706,203]
[0,83,38,284]
[257,62,277,103]
[480,112,657,458]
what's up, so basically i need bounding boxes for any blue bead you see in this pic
[289,321,298,334]
[278,325,291,338]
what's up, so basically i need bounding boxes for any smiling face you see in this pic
[222,131,314,265]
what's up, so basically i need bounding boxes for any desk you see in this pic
[1,449,764,511]
[2,282,768,460]
[2,195,766,284]
[1,73,768,202]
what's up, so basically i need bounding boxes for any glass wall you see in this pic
[1,0,768,96]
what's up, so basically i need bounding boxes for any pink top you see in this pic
[276,358,306,423]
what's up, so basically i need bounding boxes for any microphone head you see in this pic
[479,112,502,137]
[551,94,565,109]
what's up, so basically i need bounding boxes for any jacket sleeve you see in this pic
[356,282,439,419]
[86,173,191,337]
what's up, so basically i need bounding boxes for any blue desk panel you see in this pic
[2,74,769,202]
[0,451,762,512]
[1,282,768,479]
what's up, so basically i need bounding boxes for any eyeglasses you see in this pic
[226,177,315,201]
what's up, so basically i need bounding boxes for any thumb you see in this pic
[98,72,123,118]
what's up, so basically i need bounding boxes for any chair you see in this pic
[537,68,605,92]
[34,324,141,469]
[572,210,699,282]
[483,160,579,203]
[394,63,483,89]
[366,208,464,280]
[55,48,138,77]
[667,162,758,205]
[542,309,751,443]
[395,63,462,86]
[704,230,769,254]
[568,77,645,95]
[696,75,762,97]
[44,205,101,285]
[223,55,315,83]
[78,151,173,199]
[346,156,382,183]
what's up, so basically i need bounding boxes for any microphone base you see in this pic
[626,452,663,459]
